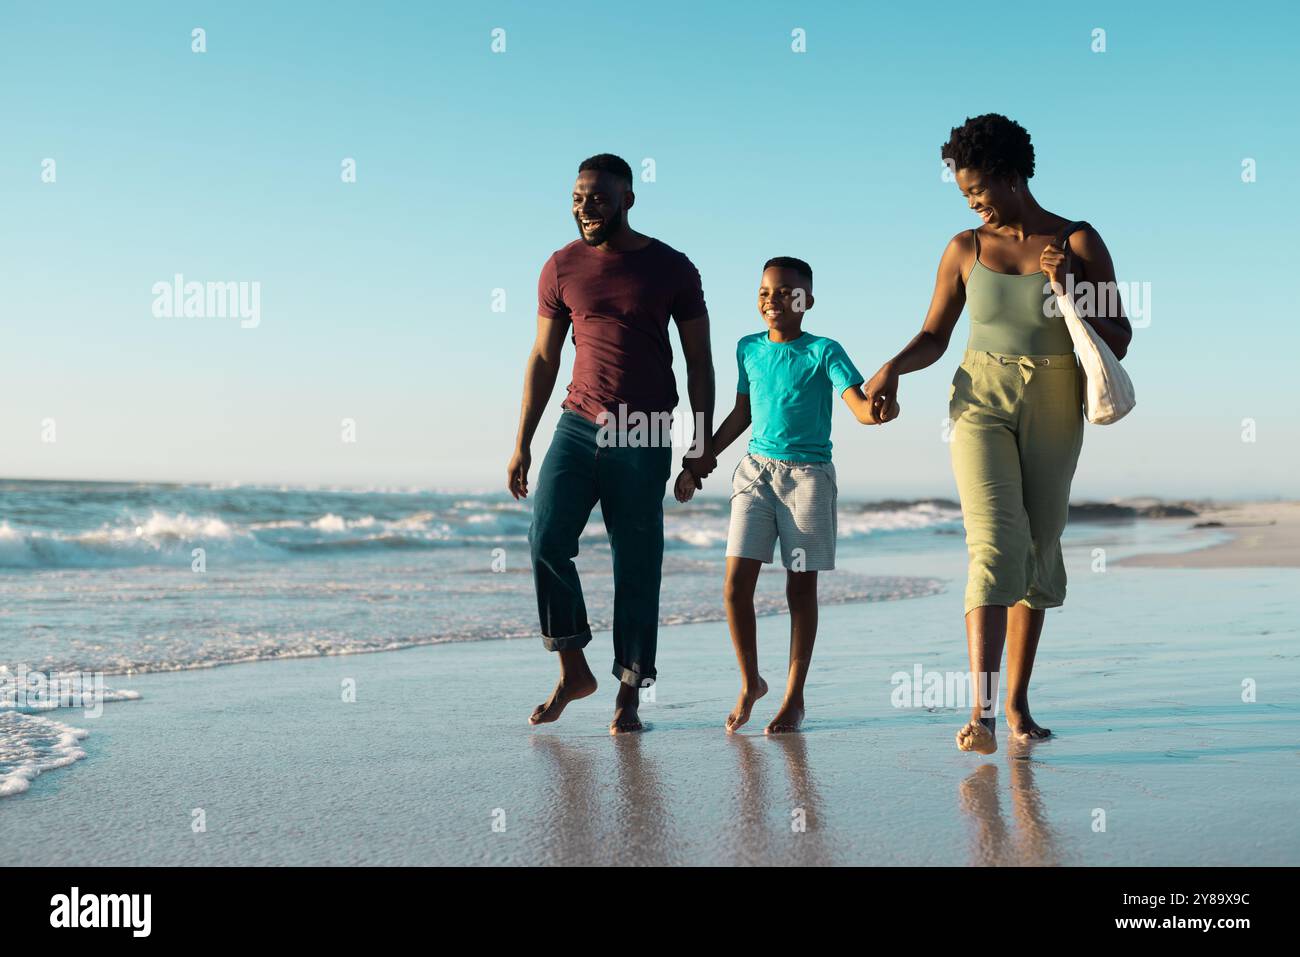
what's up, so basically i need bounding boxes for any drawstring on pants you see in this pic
[989,352,1056,385]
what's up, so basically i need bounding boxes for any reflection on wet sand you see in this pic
[771,734,833,865]
[529,734,675,865]
[958,745,1067,866]
[726,735,773,865]
[1008,748,1068,865]
[529,730,833,865]
[612,732,675,865]
[728,733,833,866]
[529,735,603,866]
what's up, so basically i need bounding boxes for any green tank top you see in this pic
[965,228,1074,356]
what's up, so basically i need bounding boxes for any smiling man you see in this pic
[507,153,715,734]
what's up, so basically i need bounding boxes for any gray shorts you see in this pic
[725,453,838,571]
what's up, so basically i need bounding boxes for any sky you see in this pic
[2,1,1297,499]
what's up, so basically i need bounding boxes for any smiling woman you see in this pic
[861,112,1134,758]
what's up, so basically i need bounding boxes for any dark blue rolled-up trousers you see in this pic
[528,410,673,687]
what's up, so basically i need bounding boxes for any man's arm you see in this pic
[507,313,570,499]
[676,314,716,479]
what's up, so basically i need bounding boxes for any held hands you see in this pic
[675,441,716,503]
[506,447,531,500]
[673,468,699,503]
[862,365,902,425]
[513,443,713,503]
[868,397,901,424]
[682,443,717,481]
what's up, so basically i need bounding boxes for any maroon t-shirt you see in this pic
[537,238,707,424]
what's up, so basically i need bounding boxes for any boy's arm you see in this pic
[711,392,751,455]
[831,342,895,424]
[842,384,898,424]
[842,384,880,424]
[675,392,749,499]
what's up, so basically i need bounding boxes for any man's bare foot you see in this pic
[765,696,804,734]
[610,682,644,735]
[956,716,997,754]
[1006,703,1052,741]
[725,677,768,733]
[528,669,597,725]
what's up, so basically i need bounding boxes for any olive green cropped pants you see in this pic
[948,350,1084,615]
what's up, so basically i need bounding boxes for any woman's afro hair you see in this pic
[941,114,1035,181]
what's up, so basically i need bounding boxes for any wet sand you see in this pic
[1119,501,1300,568]
[6,519,1298,866]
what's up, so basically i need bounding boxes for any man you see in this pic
[507,153,715,734]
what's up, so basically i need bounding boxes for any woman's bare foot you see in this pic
[956,716,997,754]
[528,669,597,725]
[765,696,804,734]
[725,677,768,733]
[1005,701,1052,741]
[610,682,644,735]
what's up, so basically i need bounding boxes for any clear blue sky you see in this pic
[2,1,1296,499]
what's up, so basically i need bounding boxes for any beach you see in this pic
[3,495,1297,866]
[1118,501,1300,569]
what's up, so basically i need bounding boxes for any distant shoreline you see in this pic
[1117,501,1300,568]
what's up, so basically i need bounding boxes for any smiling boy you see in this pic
[675,257,895,733]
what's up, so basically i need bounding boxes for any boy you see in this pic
[674,257,896,733]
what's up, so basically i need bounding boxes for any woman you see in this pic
[864,114,1132,754]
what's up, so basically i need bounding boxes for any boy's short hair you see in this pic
[578,153,634,189]
[763,256,813,285]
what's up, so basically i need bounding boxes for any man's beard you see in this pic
[575,209,622,246]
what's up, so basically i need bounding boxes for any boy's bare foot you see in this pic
[725,676,768,733]
[610,682,644,735]
[528,667,597,725]
[1005,702,1052,741]
[956,716,997,754]
[765,696,804,734]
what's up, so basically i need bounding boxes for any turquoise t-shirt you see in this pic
[736,331,864,462]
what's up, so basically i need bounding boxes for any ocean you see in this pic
[0,479,959,796]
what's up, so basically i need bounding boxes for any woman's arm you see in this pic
[862,232,969,422]
[1060,227,1132,360]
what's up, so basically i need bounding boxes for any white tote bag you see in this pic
[1053,223,1135,425]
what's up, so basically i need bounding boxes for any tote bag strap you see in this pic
[1054,220,1091,264]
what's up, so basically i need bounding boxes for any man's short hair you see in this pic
[763,256,813,285]
[578,153,634,189]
